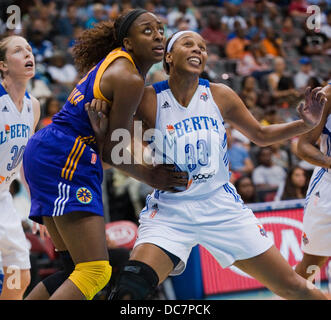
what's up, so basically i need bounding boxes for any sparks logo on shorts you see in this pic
[0,176,5,184]
[200,92,208,101]
[302,232,309,245]
[257,224,267,237]
[91,153,97,165]
[150,203,159,218]
[76,187,93,204]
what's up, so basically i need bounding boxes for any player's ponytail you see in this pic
[73,8,147,75]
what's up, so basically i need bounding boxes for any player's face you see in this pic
[1,36,35,80]
[128,12,165,64]
[168,32,207,75]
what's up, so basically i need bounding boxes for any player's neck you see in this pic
[168,73,199,107]
[1,77,28,112]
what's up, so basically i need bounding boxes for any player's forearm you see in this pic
[258,120,312,146]
[297,141,331,169]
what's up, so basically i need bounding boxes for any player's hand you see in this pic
[297,87,327,129]
[32,222,50,240]
[85,99,112,141]
[145,164,189,192]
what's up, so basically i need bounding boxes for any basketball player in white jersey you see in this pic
[88,31,327,300]
[295,84,331,285]
[0,36,40,299]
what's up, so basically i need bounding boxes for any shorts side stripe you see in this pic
[61,136,81,179]
[59,184,70,216]
[64,140,84,180]
[53,182,63,216]
[68,143,86,181]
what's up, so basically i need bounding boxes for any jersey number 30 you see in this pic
[7,145,25,171]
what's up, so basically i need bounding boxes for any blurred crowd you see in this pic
[1,0,331,227]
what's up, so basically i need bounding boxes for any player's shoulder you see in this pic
[105,57,143,84]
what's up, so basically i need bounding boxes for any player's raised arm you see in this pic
[297,85,331,169]
[212,84,327,147]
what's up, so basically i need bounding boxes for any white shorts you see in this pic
[0,191,31,270]
[134,182,273,275]
[302,167,331,256]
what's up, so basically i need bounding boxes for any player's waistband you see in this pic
[49,123,98,149]
[152,182,227,202]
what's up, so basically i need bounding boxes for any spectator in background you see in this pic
[239,75,259,109]
[267,56,287,93]
[38,97,61,130]
[299,23,330,56]
[227,127,254,182]
[260,106,284,126]
[252,146,287,198]
[47,50,78,89]
[225,25,250,59]
[254,0,280,29]
[276,74,302,108]
[200,11,227,57]
[27,76,52,108]
[261,27,285,57]
[236,43,271,83]
[150,0,168,19]
[167,0,201,33]
[294,57,316,90]
[234,175,259,203]
[270,142,290,171]
[221,2,247,32]
[321,10,331,39]
[85,3,107,29]
[281,14,301,47]
[26,18,54,65]
[246,14,266,43]
[56,4,85,38]
[289,0,309,18]
[268,57,301,107]
[274,165,308,201]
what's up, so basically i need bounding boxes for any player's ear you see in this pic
[165,52,172,64]
[123,37,133,51]
[0,60,8,74]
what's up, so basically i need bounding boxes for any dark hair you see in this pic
[281,166,308,200]
[72,9,147,74]
[163,35,173,75]
[234,175,257,203]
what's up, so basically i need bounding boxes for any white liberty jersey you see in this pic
[320,113,331,175]
[0,83,34,193]
[150,78,229,200]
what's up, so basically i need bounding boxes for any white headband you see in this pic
[166,31,193,53]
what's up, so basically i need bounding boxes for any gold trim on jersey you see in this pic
[93,47,136,104]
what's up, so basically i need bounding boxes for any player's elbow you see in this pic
[295,141,306,160]
[251,128,270,147]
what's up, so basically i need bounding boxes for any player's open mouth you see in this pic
[25,61,34,68]
[187,56,201,66]
[152,45,164,55]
